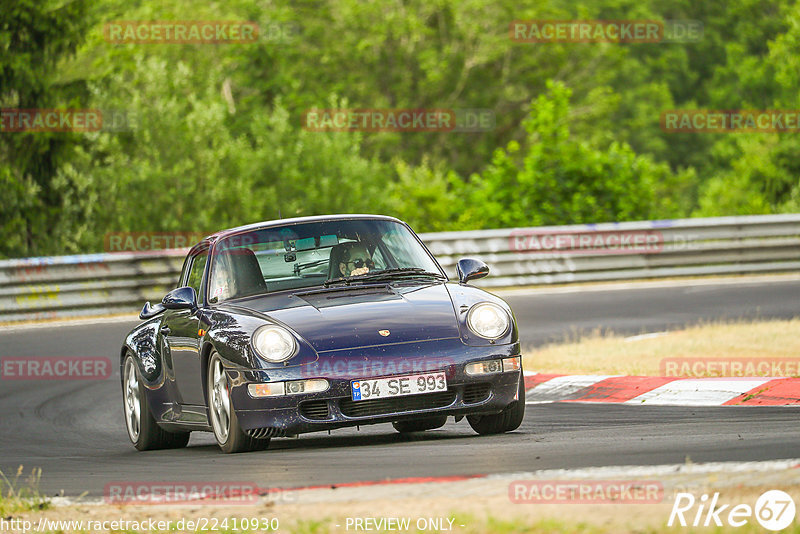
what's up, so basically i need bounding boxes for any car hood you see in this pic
[226,283,461,352]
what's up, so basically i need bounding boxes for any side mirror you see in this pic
[139,301,166,320]
[162,286,197,310]
[456,258,489,284]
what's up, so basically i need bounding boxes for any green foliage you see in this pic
[0,0,93,257]
[387,160,461,232]
[693,0,800,215]
[0,467,49,516]
[456,82,692,228]
[74,66,391,250]
[1,0,799,257]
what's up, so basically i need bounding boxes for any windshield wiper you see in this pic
[324,268,445,287]
[293,259,327,275]
[359,268,446,282]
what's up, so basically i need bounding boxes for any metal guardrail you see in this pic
[426,214,800,287]
[1,214,799,322]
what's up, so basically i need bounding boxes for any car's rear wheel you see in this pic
[392,415,448,433]
[467,375,526,435]
[207,352,270,453]
[123,354,190,450]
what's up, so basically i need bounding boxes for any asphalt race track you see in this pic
[1,278,799,497]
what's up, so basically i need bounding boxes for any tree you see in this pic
[456,81,692,228]
[0,0,92,257]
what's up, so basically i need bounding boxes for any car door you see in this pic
[163,248,208,406]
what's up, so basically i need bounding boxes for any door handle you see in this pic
[160,326,171,335]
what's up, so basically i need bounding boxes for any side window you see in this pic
[186,250,208,299]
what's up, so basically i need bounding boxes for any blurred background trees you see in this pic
[1,0,798,257]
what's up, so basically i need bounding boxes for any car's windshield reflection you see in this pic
[208,219,442,302]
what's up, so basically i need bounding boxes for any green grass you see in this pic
[0,466,50,516]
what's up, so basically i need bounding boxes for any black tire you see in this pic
[392,415,448,433]
[123,354,190,451]
[207,352,270,453]
[467,375,526,435]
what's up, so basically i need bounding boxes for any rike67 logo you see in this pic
[668,490,796,531]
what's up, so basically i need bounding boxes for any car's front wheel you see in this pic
[467,375,526,435]
[207,352,270,454]
[123,354,190,450]
[392,415,448,433]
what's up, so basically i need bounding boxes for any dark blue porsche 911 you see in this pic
[121,215,524,453]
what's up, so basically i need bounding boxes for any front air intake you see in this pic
[246,427,287,439]
[300,400,331,420]
[339,390,456,418]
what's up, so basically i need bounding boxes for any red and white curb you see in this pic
[523,372,800,406]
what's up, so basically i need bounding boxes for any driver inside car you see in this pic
[338,242,375,277]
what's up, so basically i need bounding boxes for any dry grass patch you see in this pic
[523,319,800,376]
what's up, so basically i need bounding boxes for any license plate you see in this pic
[351,371,447,401]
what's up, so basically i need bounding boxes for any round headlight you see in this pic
[252,325,297,362]
[466,302,510,339]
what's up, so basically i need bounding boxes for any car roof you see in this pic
[190,214,404,253]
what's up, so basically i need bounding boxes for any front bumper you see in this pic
[227,338,522,436]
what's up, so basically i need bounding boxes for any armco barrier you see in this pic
[1,214,799,322]
[0,251,185,322]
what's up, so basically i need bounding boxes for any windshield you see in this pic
[208,219,442,302]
